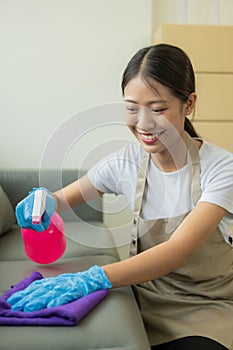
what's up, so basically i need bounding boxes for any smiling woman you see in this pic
[122,44,199,172]
[9,44,233,350]
[123,77,196,171]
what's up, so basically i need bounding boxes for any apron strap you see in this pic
[133,149,150,218]
[186,132,202,205]
[130,149,149,256]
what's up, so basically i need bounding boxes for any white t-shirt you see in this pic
[88,140,233,245]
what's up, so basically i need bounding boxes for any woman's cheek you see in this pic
[125,115,138,128]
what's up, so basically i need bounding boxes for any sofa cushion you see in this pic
[0,256,151,350]
[0,185,16,235]
[0,222,119,261]
[63,221,120,259]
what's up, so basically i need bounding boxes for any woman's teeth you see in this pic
[140,131,164,140]
[141,134,157,140]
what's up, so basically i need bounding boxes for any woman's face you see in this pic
[123,76,195,161]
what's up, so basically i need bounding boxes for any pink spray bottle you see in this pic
[21,189,66,264]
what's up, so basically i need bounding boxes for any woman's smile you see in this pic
[123,76,191,159]
[136,130,166,145]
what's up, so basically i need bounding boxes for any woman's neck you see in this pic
[151,135,202,173]
[151,133,188,172]
[151,151,186,172]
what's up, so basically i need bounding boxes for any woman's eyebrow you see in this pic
[124,98,168,105]
[124,99,138,104]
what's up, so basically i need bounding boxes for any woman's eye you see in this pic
[151,108,165,114]
[126,106,139,114]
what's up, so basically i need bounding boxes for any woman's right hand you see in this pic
[15,188,56,232]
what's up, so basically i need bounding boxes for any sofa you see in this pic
[0,169,151,350]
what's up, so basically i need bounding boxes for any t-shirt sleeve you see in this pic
[199,146,233,215]
[87,143,140,195]
[87,152,121,194]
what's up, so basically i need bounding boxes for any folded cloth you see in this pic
[0,271,109,326]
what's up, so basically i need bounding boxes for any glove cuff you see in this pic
[94,265,112,289]
[85,265,112,290]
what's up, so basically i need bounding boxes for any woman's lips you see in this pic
[137,131,165,145]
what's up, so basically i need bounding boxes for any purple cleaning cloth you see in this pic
[0,271,109,326]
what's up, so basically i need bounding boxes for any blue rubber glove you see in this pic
[7,265,112,312]
[15,187,56,232]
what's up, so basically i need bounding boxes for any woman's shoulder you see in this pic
[198,139,233,182]
[93,142,142,172]
[199,139,233,164]
[119,142,141,155]
[114,142,142,163]
[197,139,233,216]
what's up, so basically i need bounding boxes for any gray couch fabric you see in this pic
[0,169,151,350]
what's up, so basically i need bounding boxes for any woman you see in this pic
[8,44,233,350]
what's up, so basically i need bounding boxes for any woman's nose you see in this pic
[136,107,155,131]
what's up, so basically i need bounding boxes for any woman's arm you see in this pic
[52,174,103,213]
[103,202,226,288]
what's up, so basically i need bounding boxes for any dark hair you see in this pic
[121,43,199,138]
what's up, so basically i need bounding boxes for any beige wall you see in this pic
[152,1,233,153]
[152,0,233,33]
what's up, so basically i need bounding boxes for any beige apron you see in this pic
[130,134,233,348]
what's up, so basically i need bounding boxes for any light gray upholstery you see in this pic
[0,185,16,235]
[0,169,103,222]
[0,169,151,350]
[0,222,120,262]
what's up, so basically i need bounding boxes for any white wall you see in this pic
[0,0,152,168]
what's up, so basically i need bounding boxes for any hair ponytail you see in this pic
[184,117,199,138]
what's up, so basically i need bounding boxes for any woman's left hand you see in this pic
[7,265,112,312]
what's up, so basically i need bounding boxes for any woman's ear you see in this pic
[185,92,197,115]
